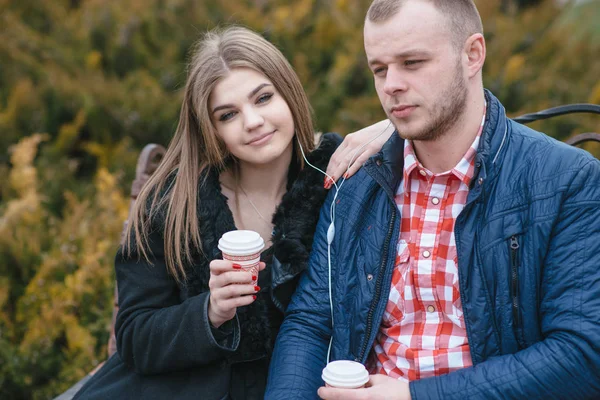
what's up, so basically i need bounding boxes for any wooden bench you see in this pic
[55,105,599,399]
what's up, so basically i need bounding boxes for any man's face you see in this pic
[364,1,468,142]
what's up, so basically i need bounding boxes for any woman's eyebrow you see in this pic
[248,83,272,99]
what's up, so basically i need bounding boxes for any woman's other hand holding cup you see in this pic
[207,260,265,328]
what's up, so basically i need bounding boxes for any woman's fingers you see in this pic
[209,259,238,274]
[210,260,265,275]
[213,282,259,300]
[208,259,263,303]
[219,294,256,310]
[325,147,367,184]
[342,152,370,179]
[325,136,351,181]
[325,119,395,183]
[208,260,263,327]
[209,260,263,289]
[209,270,254,289]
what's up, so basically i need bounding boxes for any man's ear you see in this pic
[463,33,486,78]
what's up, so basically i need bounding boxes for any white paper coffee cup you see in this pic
[322,360,369,389]
[218,230,265,285]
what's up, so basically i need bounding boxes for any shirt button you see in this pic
[478,177,484,185]
[422,250,431,258]
[367,274,374,281]
[419,169,427,177]
[431,197,440,205]
[427,305,436,313]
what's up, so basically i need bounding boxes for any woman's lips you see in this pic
[391,105,417,119]
[247,131,275,146]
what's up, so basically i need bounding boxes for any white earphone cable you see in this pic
[296,122,393,364]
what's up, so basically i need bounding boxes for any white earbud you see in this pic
[327,222,335,245]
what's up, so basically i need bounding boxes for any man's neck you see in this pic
[412,94,485,174]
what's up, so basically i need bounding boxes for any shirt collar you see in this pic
[403,104,487,192]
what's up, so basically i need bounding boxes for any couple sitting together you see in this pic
[73,0,600,399]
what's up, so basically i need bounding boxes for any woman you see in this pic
[73,26,392,400]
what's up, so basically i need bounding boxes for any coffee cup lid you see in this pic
[321,360,369,389]
[218,230,265,256]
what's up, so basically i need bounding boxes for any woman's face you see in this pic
[209,67,295,166]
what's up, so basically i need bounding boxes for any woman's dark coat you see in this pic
[73,133,342,400]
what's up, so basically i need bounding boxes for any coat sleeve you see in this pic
[265,190,336,399]
[411,158,600,400]
[114,222,240,375]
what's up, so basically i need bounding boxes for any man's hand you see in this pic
[318,374,411,400]
[325,119,394,187]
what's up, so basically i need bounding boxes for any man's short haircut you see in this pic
[366,0,483,49]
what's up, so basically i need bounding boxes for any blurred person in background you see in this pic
[266,0,600,399]
[71,26,392,400]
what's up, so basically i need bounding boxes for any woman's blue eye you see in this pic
[219,111,235,122]
[257,93,273,104]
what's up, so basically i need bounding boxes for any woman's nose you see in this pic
[243,107,265,131]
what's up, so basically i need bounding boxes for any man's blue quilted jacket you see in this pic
[265,91,600,400]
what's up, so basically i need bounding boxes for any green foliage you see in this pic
[480,0,600,143]
[1,135,129,399]
[0,0,598,398]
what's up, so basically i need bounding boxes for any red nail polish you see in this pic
[324,176,329,186]
[254,286,260,292]
[343,173,349,179]
[252,275,257,281]
[252,295,257,300]
[232,264,242,269]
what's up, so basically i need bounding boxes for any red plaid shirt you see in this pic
[369,108,486,381]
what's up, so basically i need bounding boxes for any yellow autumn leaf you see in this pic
[85,50,103,69]
[504,54,526,85]
[589,81,600,104]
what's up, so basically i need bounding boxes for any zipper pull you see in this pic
[510,235,519,250]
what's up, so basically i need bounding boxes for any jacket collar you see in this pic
[475,89,510,186]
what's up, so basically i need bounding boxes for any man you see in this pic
[265,0,600,399]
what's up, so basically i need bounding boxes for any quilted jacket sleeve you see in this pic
[115,222,240,375]
[265,191,336,399]
[411,158,600,400]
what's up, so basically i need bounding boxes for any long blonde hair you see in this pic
[125,26,316,283]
